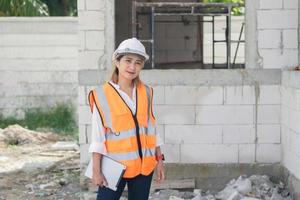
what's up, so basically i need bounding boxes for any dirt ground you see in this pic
[0,125,80,200]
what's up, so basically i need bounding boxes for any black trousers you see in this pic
[96,172,154,200]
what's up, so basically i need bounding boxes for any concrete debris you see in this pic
[137,175,293,200]
[51,141,79,151]
[216,175,252,199]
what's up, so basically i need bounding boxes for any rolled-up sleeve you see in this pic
[88,105,107,155]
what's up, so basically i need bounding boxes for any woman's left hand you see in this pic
[156,160,165,183]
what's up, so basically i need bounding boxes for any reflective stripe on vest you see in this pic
[88,81,157,178]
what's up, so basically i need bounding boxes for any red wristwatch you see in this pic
[156,154,165,161]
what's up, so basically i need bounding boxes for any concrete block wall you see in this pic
[78,0,114,165]
[257,0,298,69]
[281,71,300,180]
[150,81,281,164]
[0,17,78,118]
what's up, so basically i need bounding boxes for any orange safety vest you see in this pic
[88,81,157,178]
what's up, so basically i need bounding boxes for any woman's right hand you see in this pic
[92,171,108,187]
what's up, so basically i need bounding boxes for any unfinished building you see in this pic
[78,0,300,198]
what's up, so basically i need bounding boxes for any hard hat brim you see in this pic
[114,49,149,61]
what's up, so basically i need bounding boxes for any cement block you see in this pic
[79,70,107,85]
[85,31,105,50]
[197,86,223,105]
[257,124,281,144]
[257,144,281,163]
[141,69,281,86]
[152,85,165,105]
[282,70,300,89]
[86,0,104,10]
[79,11,105,30]
[0,18,77,34]
[283,29,298,49]
[80,143,91,164]
[79,125,87,144]
[0,33,78,46]
[165,125,222,144]
[258,85,281,105]
[283,0,298,9]
[225,86,255,105]
[196,105,254,125]
[258,30,281,49]
[181,144,238,163]
[79,50,105,70]
[79,31,85,51]
[283,149,300,179]
[257,10,298,29]
[0,58,78,71]
[238,144,255,163]
[79,105,92,124]
[259,49,298,69]
[281,86,300,111]
[290,130,300,157]
[155,105,195,125]
[281,124,291,153]
[259,0,282,9]
[0,71,77,84]
[161,144,180,163]
[86,124,92,144]
[257,105,281,124]
[222,125,256,144]
[165,86,197,105]
[281,105,289,128]
[0,46,77,59]
[283,107,300,135]
[78,86,87,105]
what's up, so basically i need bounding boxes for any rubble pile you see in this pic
[0,124,58,145]
[146,175,293,200]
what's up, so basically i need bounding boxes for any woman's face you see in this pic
[116,54,145,82]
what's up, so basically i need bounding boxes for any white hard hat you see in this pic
[113,38,149,61]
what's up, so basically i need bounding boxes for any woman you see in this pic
[87,38,165,200]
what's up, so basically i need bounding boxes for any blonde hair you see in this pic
[109,54,144,84]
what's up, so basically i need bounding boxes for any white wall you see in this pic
[281,71,300,179]
[257,0,298,69]
[153,82,281,164]
[0,17,78,118]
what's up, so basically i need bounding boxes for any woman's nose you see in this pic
[128,62,135,69]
